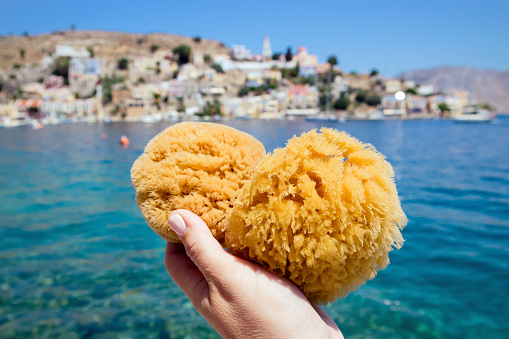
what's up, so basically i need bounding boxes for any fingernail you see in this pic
[168,214,186,237]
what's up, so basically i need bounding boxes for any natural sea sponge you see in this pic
[225,128,407,304]
[131,122,265,243]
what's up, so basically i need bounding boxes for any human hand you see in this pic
[165,209,344,339]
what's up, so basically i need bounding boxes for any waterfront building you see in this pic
[247,70,282,82]
[385,79,402,93]
[70,74,99,98]
[316,63,331,74]
[286,84,319,114]
[55,45,90,58]
[348,75,371,90]
[382,94,406,116]
[0,102,20,123]
[406,95,428,114]
[332,76,350,99]
[44,75,64,89]
[132,84,159,102]
[193,51,204,66]
[232,45,252,60]
[85,59,102,76]
[165,80,185,99]
[20,83,45,98]
[417,84,435,96]
[125,98,150,118]
[403,80,416,89]
[224,97,243,116]
[183,80,199,99]
[111,86,132,106]
[40,98,100,120]
[299,66,318,77]
[69,58,85,77]
[293,47,318,66]
[177,64,200,80]
[16,99,42,118]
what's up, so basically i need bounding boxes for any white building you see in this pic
[262,36,272,61]
[417,84,435,96]
[193,51,204,66]
[55,45,91,58]
[232,45,252,60]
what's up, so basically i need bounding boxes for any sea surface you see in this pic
[1,118,508,338]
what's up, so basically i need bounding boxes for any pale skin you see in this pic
[165,209,344,339]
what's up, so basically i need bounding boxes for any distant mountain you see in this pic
[397,66,509,113]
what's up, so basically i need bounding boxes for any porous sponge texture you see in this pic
[131,122,266,243]
[225,128,407,304]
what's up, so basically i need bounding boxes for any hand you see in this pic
[165,209,344,339]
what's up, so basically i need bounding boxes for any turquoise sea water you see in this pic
[1,118,508,338]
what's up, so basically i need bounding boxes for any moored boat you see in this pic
[452,109,496,123]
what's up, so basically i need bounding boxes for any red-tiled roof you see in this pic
[288,84,309,97]
[16,99,41,108]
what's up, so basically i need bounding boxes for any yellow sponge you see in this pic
[131,122,266,243]
[225,128,407,304]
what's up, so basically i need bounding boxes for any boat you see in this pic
[31,121,44,130]
[452,109,496,123]
[141,113,163,124]
[306,113,343,122]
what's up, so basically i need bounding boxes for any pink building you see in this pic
[44,75,64,89]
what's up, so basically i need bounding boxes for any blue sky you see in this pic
[1,0,508,76]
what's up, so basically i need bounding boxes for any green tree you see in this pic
[405,88,417,95]
[197,100,221,116]
[118,58,129,70]
[176,97,185,112]
[479,103,496,111]
[193,36,201,43]
[136,38,145,44]
[100,76,125,103]
[52,57,70,80]
[173,44,191,65]
[150,44,159,53]
[366,94,381,106]
[438,102,450,113]
[87,47,94,57]
[37,77,44,83]
[294,76,315,85]
[290,63,300,78]
[153,92,161,109]
[272,52,281,61]
[285,47,293,62]
[334,95,350,110]
[238,87,249,97]
[204,54,211,64]
[327,55,338,67]
[19,49,25,59]
[211,63,224,73]
[369,69,379,77]
[356,89,368,103]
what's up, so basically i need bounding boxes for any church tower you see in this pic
[262,36,272,61]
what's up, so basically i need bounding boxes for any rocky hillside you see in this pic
[0,30,230,69]
[397,66,509,113]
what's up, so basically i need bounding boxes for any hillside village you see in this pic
[0,31,488,127]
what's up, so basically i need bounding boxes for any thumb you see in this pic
[168,209,230,280]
